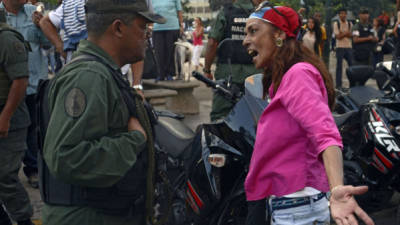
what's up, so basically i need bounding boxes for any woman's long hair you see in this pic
[307,17,322,55]
[263,27,335,110]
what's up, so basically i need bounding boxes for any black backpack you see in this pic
[335,20,351,32]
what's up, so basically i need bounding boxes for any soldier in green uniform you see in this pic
[203,0,263,121]
[40,0,165,224]
[0,8,35,225]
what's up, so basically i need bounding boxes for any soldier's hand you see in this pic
[135,89,145,100]
[128,117,147,141]
[0,116,10,138]
[55,43,67,60]
[205,72,214,80]
[32,11,43,27]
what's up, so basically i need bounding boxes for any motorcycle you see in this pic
[151,72,268,225]
[334,65,400,217]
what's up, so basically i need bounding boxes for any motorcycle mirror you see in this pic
[217,38,234,88]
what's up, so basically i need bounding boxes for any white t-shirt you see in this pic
[48,5,63,29]
[302,30,316,52]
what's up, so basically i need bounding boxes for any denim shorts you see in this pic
[269,194,330,225]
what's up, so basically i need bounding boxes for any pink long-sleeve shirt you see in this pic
[245,62,343,201]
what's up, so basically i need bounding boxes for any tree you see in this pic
[181,0,192,16]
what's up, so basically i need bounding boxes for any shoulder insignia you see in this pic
[64,87,86,118]
[14,41,25,53]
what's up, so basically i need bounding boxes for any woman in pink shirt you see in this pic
[243,2,374,225]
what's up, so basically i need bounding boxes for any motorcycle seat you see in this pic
[154,116,195,158]
[348,86,384,107]
[333,110,358,127]
[346,65,374,87]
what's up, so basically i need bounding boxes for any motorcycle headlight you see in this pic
[395,126,400,136]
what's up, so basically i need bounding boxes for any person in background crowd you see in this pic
[333,8,353,89]
[40,0,165,224]
[152,0,183,81]
[191,17,204,72]
[39,0,87,64]
[378,10,390,29]
[203,0,263,121]
[243,3,375,225]
[352,8,377,66]
[372,18,386,68]
[0,7,34,225]
[313,11,327,54]
[1,0,51,189]
[301,17,322,56]
[389,11,395,28]
[392,11,400,60]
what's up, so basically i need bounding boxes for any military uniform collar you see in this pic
[234,0,254,8]
[76,40,120,71]
[0,2,31,17]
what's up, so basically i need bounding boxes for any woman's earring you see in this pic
[276,38,283,47]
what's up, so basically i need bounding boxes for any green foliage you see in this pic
[270,0,396,22]
[182,0,192,14]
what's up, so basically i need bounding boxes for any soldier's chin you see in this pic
[131,54,145,64]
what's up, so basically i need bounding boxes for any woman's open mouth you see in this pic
[248,49,258,60]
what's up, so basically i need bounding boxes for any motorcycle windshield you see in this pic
[208,74,269,154]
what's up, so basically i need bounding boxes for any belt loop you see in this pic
[310,195,315,208]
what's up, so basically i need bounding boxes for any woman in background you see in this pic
[192,17,204,72]
[301,17,322,57]
[372,18,386,68]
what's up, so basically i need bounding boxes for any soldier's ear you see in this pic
[110,19,124,38]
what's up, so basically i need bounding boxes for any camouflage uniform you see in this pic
[0,18,32,223]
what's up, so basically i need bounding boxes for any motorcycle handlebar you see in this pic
[192,71,236,102]
[192,71,217,88]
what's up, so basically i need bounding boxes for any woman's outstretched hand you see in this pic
[330,185,375,225]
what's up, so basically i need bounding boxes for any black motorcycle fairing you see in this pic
[154,116,195,158]
[348,86,384,107]
[244,73,264,99]
[214,94,268,155]
[333,111,358,127]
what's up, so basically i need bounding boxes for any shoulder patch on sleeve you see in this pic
[14,41,25,53]
[64,87,87,118]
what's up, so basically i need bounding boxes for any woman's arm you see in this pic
[322,146,374,225]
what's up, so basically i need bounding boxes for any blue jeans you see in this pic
[335,48,353,88]
[269,194,330,225]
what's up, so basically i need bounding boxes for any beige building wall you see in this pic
[185,0,217,20]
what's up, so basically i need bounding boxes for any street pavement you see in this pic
[18,52,399,224]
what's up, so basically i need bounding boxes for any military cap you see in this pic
[85,0,166,24]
